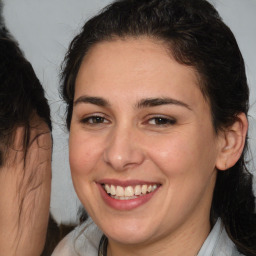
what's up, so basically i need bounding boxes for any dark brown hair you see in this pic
[0,37,52,166]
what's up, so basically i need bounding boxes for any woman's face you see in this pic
[69,38,223,246]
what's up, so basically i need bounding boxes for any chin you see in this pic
[99,217,158,245]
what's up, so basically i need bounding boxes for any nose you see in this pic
[103,126,145,171]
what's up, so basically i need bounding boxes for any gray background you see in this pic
[2,0,256,224]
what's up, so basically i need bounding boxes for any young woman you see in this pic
[53,0,256,255]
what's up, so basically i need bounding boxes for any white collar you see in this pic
[197,218,239,256]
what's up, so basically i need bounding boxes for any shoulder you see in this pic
[51,234,71,256]
[215,223,245,256]
[52,219,103,256]
[198,219,246,256]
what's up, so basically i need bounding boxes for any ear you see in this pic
[216,113,248,171]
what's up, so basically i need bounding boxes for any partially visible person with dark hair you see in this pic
[53,0,256,255]
[0,14,76,254]
[0,37,52,255]
[0,11,54,253]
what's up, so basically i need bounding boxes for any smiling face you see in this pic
[69,37,223,252]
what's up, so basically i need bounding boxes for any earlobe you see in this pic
[216,113,248,171]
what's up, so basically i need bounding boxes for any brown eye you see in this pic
[148,117,176,126]
[81,116,108,124]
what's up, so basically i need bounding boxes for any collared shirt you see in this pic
[52,218,243,256]
[197,218,243,256]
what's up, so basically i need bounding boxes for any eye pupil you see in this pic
[155,118,168,124]
[93,116,104,123]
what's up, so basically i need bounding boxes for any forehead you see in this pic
[75,37,207,109]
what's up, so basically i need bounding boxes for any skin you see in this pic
[69,37,242,256]
[0,115,52,256]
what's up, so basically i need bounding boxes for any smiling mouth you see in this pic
[102,184,160,200]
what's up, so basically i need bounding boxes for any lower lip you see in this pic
[97,184,159,211]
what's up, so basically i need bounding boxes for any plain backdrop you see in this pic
[2,0,256,224]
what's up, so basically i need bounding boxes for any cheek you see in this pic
[69,132,102,176]
[68,133,101,208]
[146,130,217,178]
[146,133,194,171]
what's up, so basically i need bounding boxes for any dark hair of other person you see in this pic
[60,0,256,255]
[0,36,52,164]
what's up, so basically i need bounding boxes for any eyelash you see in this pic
[80,115,176,127]
[80,115,109,125]
[146,116,176,126]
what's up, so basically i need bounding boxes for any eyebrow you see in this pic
[74,95,191,110]
[136,97,192,110]
[74,96,110,107]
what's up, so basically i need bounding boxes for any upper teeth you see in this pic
[104,184,158,197]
